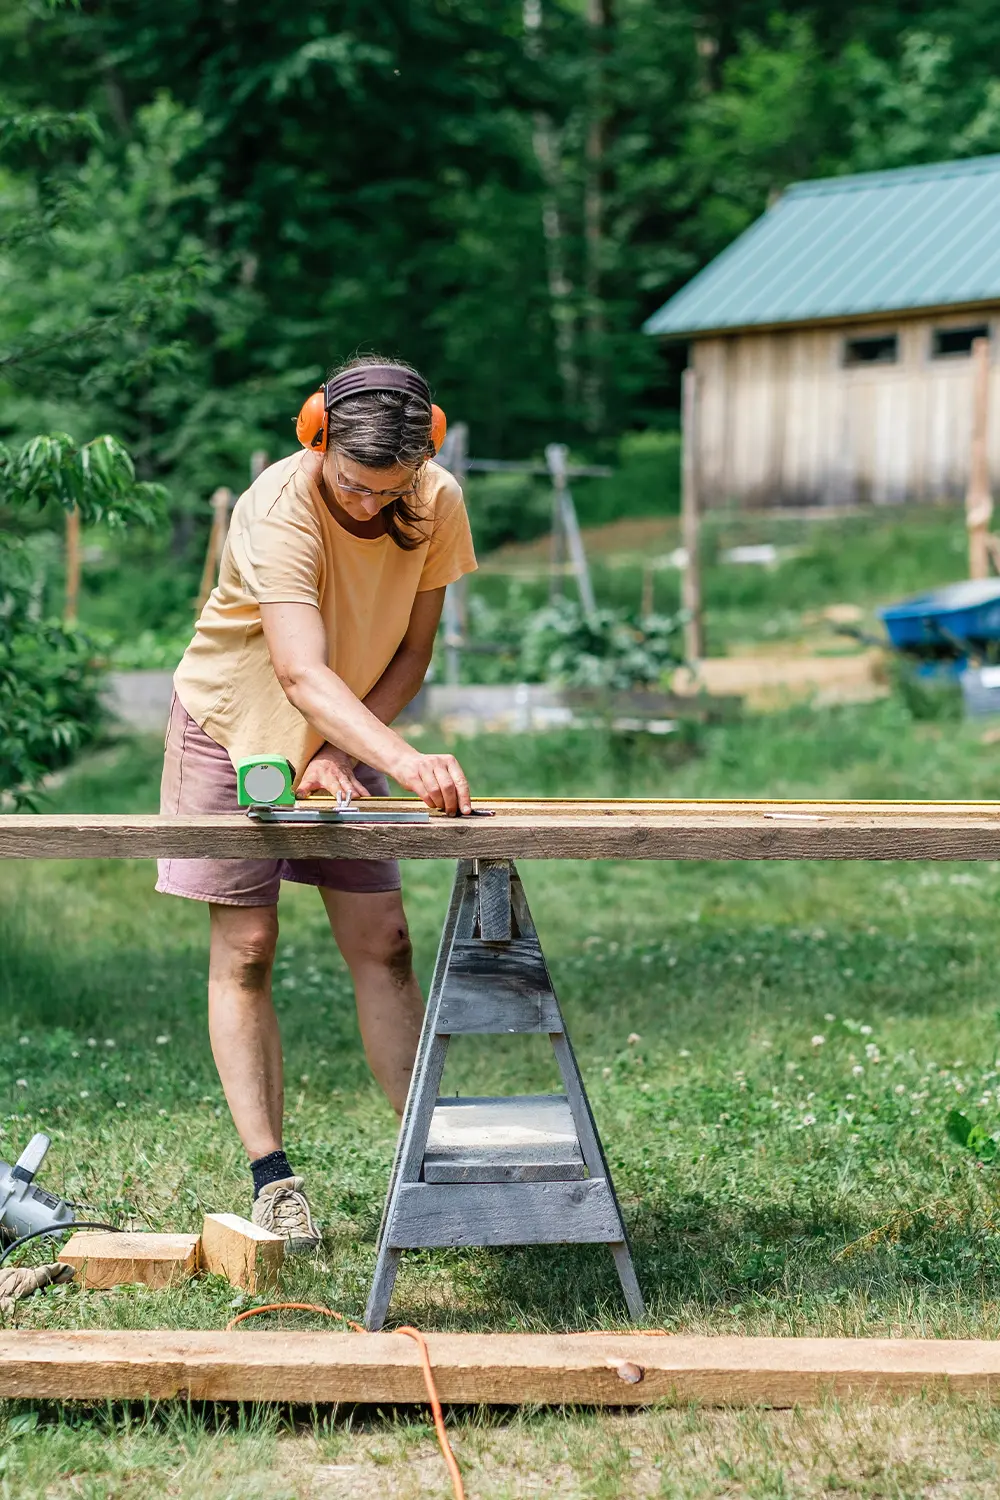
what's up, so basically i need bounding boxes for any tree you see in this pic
[0,434,163,802]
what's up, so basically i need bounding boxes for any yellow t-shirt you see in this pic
[173,451,477,774]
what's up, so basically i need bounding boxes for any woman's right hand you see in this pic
[393,749,472,816]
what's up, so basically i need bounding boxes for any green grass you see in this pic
[468,505,973,669]
[5,699,1000,1493]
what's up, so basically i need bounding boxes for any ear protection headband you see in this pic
[295,365,447,458]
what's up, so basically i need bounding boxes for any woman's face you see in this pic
[323,447,419,522]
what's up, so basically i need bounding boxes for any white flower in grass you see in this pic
[79,1090,89,1099]
[104,1040,115,1049]
[860,1025,873,1036]
[116,1101,126,1110]
[801,1114,816,1126]
[895,1085,906,1095]
[14,1079,26,1089]
[155,1035,170,1046]
[87,1038,97,1048]
[824,1013,835,1022]
[852,1065,864,1076]
[627,1033,641,1046]
[158,1109,167,1117]
[18,1037,29,1047]
[811,1035,825,1047]
[679,1049,690,1058]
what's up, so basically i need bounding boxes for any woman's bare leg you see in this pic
[320,888,423,1116]
[207,903,284,1158]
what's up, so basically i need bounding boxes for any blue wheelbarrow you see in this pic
[878,580,1000,678]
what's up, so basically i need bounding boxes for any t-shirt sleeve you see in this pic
[227,506,324,606]
[417,478,478,593]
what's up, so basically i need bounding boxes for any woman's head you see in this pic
[319,355,434,547]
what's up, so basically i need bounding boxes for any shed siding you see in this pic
[691,312,1000,508]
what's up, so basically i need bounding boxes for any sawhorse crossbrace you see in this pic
[365,858,645,1330]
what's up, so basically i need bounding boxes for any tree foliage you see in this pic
[3,0,998,499]
[0,433,164,803]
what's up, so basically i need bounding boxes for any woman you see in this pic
[157,356,476,1250]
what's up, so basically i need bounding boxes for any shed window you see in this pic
[843,334,898,367]
[931,324,990,358]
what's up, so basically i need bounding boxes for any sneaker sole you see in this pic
[284,1235,322,1255]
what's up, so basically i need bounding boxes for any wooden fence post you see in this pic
[681,367,704,661]
[195,487,234,619]
[966,336,993,581]
[438,423,470,685]
[64,506,81,624]
[546,443,597,622]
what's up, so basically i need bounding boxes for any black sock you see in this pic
[251,1149,295,1200]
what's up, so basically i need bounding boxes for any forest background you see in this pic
[4,0,1000,795]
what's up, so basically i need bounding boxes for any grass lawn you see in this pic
[470,504,973,667]
[4,697,1000,1494]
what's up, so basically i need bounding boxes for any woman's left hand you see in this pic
[296,745,371,800]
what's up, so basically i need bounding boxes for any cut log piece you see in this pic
[201,1214,284,1292]
[59,1232,200,1290]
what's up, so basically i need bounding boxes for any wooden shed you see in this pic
[644,155,1000,509]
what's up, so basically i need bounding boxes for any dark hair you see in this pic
[325,354,432,550]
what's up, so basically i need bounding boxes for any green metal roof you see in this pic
[643,154,1000,338]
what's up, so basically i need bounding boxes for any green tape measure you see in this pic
[236,755,296,808]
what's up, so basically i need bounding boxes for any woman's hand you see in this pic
[392,749,472,816]
[296,745,371,800]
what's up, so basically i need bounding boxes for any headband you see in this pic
[324,365,432,410]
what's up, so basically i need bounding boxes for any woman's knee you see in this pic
[345,917,414,984]
[210,906,279,991]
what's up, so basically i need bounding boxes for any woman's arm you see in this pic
[259,598,471,814]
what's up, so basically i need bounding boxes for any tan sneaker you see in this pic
[251,1176,321,1254]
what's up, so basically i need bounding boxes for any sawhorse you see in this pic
[365,858,644,1330]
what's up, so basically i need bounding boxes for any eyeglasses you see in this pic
[333,452,419,503]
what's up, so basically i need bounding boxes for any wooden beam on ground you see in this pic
[2,1332,1000,1406]
[59,1232,201,1290]
[4,800,1000,861]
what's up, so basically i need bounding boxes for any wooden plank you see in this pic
[423,1095,585,1183]
[387,1180,621,1247]
[437,939,561,1034]
[200,1214,284,1293]
[3,1332,1000,1406]
[59,1232,200,1290]
[476,859,512,942]
[6,802,1000,860]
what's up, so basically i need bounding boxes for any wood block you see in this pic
[200,1214,284,1292]
[58,1232,200,1290]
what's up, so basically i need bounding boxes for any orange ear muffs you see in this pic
[430,404,447,456]
[295,390,328,451]
[296,383,445,457]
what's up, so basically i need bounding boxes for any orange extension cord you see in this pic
[225,1304,465,1500]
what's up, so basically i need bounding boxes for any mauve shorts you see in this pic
[155,694,401,906]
